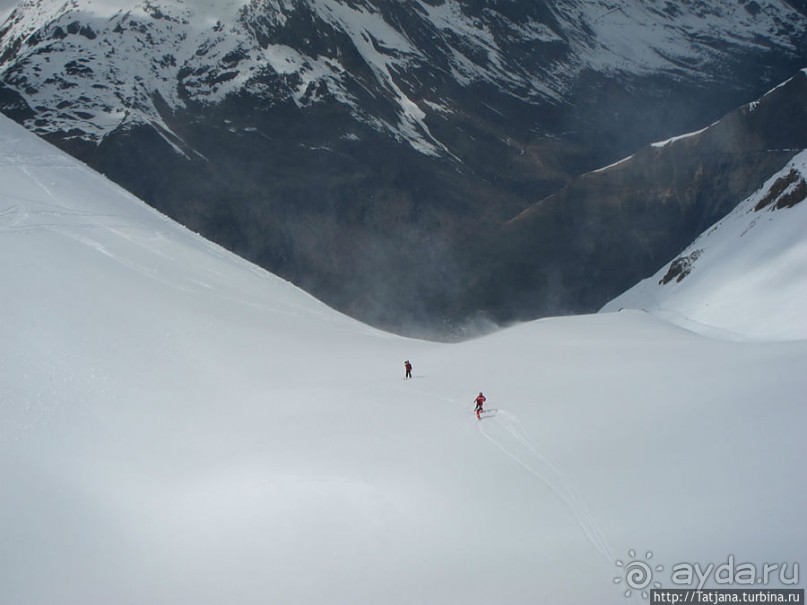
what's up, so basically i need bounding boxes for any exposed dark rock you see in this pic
[776,179,807,209]
[659,250,703,285]
[755,168,807,210]
[0,82,33,121]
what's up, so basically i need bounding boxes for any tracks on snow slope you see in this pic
[478,410,615,563]
[411,383,615,565]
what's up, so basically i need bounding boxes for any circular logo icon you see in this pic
[614,550,663,599]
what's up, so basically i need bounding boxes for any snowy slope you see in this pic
[1,113,806,604]
[603,150,807,341]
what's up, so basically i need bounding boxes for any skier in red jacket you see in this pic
[474,392,487,420]
[404,360,412,380]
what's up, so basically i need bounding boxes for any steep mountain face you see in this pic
[602,148,807,340]
[460,71,807,328]
[2,0,807,336]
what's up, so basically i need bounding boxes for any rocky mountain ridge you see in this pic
[3,0,807,336]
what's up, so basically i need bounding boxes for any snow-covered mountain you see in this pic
[1,108,806,603]
[603,149,807,341]
[1,0,804,153]
[3,0,807,336]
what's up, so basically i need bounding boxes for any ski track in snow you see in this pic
[415,385,615,565]
[478,410,615,564]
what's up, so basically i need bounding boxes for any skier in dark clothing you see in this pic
[474,392,487,420]
[404,360,412,379]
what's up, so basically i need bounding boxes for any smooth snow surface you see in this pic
[1,114,805,604]
[604,151,807,341]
